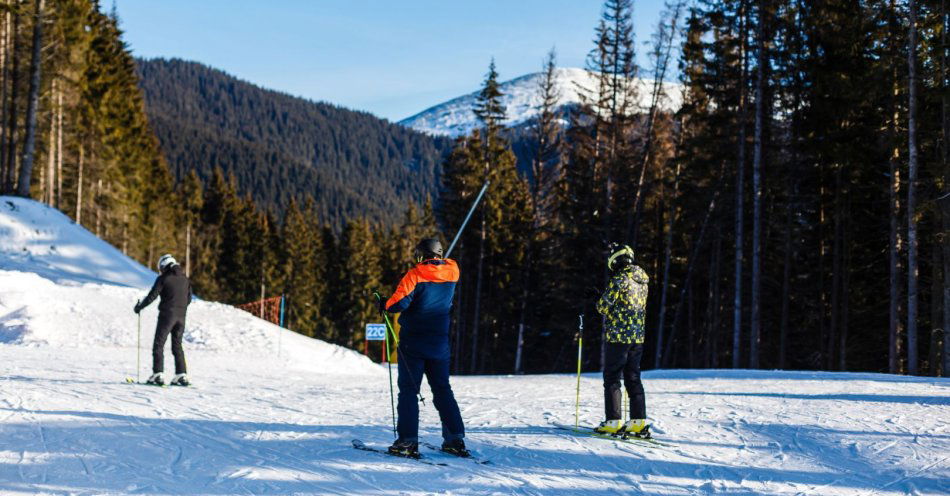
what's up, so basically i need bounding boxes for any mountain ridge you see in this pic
[400,67,683,137]
[135,58,451,228]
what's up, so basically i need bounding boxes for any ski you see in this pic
[552,423,675,447]
[124,377,167,388]
[351,440,447,466]
[421,442,491,465]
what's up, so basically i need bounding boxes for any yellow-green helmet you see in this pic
[607,244,635,271]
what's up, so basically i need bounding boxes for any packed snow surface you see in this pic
[1,353,947,495]
[400,67,683,137]
[2,197,949,495]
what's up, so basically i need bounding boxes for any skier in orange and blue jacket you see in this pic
[380,238,466,458]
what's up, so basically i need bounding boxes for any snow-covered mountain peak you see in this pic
[400,67,683,137]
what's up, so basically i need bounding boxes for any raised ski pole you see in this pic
[575,314,584,431]
[136,301,141,383]
[374,292,398,438]
[444,181,490,258]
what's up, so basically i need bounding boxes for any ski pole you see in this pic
[379,299,397,439]
[136,301,141,384]
[374,291,427,438]
[374,293,426,391]
[445,181,490,258]
[575,314,584,431]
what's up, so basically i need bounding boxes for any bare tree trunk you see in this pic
[749,0,767,369]
[688,281,695,366]
[453,243,464,373]
[95,178,101,236]
[185,220,191,277]
[15,0,42,198]
[55,84,62,208]
[931,242,941,375]
[655,162,681,367]
[890,82,903,374]
[44,78,54,205]
[75,144,83,223]
[907,0,920,375]
[0,5,9,193]
[839,193,850,371]
[3,6,19,193]
[941,0,950,378]
[829,167,843,369]
[705,246,716,368]
[943,194,950,376]
[733,0,748,369]
[470,207,486,374]
[706,230,723,368]
[779,197,792,369]
[514,250,530,374]
[121,213,128,255]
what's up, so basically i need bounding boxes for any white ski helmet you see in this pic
[157,254,178,272]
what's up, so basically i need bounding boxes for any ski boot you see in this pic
[388,439,420,458]
[145,373,164,386]
[170,373,191,387]
[594,419,624,435]
[441,438,471,457]
[623,419,652,439]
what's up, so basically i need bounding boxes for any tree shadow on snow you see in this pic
[641,369,950,386]
[655,390,950,407]
[0,408,946,495]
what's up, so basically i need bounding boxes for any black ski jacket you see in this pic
[140,265,192,315]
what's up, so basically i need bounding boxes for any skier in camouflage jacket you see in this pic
[594,245,652,438]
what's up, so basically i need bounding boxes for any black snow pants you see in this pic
[153,310,187,375]
[603,342,646,420]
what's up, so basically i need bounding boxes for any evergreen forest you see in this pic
[2,0,947,377]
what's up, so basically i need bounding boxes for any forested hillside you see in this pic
[135,58,450,227]
[434,0,948,377]
[0,0,177,266]
[4,0,945,378]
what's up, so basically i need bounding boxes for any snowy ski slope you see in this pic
[1,196,948,495]
[0,196,379,373]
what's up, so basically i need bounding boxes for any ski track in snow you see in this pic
[1,350,948,495]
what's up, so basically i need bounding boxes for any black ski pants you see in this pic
[153,310,187,375]
[603,342,646,420]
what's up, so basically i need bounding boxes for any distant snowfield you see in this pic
[1,197,949,495]
[400,67,684,138]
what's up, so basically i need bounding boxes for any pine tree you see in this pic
[473,59,506,139]
[279,198,329,339]
[337,217,382,348]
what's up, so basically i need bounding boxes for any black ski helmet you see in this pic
[607,244,635,271]
[414,238,443,261]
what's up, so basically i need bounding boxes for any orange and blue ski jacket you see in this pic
[385,258,459,342]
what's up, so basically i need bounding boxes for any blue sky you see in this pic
[115,1,667,122]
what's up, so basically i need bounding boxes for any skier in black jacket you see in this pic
[134,254,192,386]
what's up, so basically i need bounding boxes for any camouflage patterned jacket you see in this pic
[596,265,649,344]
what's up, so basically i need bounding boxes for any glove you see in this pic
[377,297,388,316]
[133,301,142,314]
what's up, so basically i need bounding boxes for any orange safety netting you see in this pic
[235,296,283,326]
